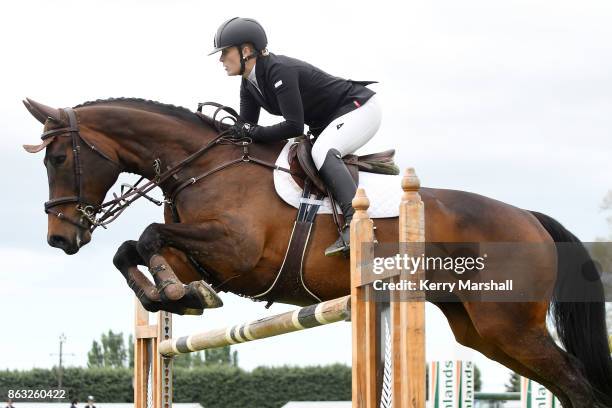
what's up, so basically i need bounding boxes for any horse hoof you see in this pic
[157,301,203,316]
[138,297,161,313]
[185,280,223,309]
[151,280,223,315]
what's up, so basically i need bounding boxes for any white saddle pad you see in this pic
[273,142,401,218]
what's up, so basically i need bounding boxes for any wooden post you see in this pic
[134,299,173,408]
[351,188,378,408]
[397,168,426,408]
[351,168,426,408]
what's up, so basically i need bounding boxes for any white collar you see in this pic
[247,63,259,89]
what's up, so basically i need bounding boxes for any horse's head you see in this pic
[23,98,122,254]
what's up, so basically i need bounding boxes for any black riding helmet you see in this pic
[209,17,268,75]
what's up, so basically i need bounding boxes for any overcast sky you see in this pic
[1,0,611,395]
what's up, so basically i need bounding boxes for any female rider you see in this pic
[209,17,382,256]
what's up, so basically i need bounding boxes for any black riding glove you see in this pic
[229,121,258,140]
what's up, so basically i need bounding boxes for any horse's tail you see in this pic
[530,210,612,405]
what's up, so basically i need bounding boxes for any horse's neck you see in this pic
[86,107,218,183]
[84,106,289,204]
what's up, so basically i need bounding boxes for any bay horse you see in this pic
[22,97,611,407]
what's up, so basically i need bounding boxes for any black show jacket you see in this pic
[239,53,376,141]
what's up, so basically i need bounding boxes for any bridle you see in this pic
[38,103,294,233]
[41,107,122,231]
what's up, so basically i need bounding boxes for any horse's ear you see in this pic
[23,136,56,153]
[23,99,47,124]
[23,98,63,124]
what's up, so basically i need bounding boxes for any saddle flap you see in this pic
[296,138,328,193]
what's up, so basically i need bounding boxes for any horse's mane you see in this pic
[73,97,230,130]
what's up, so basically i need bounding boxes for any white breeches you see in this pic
[311,94,382,170]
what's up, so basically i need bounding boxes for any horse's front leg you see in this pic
[113,240,162,311]
[113,239,220,315]
[136,222,232,313]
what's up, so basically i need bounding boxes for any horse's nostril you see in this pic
[48,234,69,249]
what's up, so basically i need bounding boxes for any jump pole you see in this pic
[158,295,350,356]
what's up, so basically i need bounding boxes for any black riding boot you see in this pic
[318,149,357,257]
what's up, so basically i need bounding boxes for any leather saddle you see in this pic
[288,135,400,196]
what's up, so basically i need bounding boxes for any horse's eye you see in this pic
[51,155,67,166]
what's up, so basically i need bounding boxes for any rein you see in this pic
[39,103,295,232]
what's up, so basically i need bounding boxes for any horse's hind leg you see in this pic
[464,301,597,408]
[436,302,571,405]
